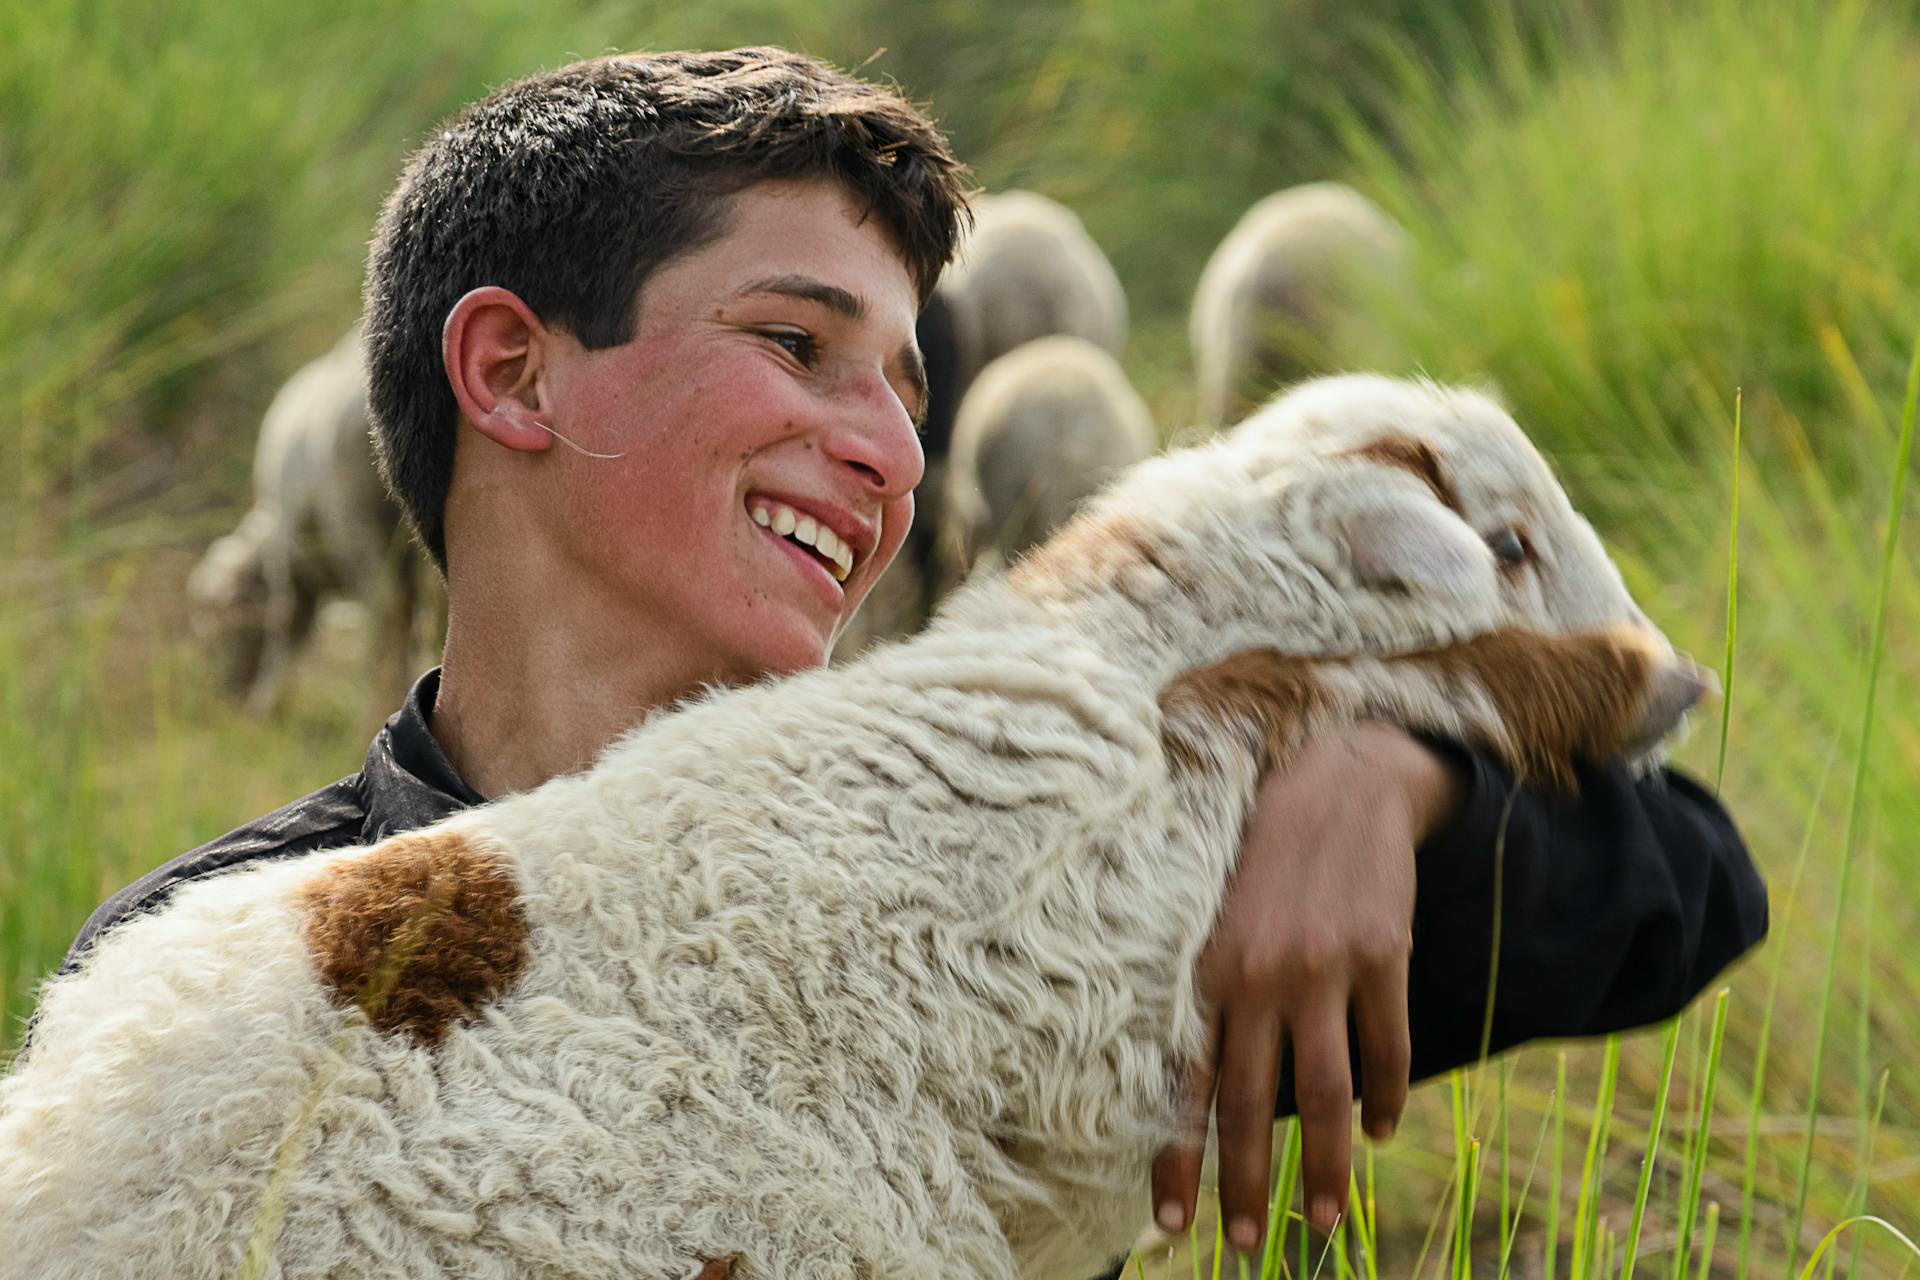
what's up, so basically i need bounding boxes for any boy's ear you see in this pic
[442,286,555,454]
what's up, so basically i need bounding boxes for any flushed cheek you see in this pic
[846,492,916,610]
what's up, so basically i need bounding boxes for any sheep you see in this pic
[188,327,435,713]
[0,374,1705,1280]
[1190,182,1410,427]
[939,335,1159,590]
[833,206,1130,660]
[940,189,1130,394]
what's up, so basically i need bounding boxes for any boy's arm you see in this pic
[1146,726,1767,1255]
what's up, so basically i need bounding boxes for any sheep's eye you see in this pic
[1488,528,1529,568]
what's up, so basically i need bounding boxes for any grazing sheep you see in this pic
[941,190,1129,391]
[2,375,1704,1280]
[1190,182,1409,427]
[188,327,433,713]
[940,335,1159,588]
[834,193,1131,659]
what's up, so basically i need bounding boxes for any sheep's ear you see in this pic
[1336,493,1497,600]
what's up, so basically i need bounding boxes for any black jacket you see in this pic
[45,667,1768,1126]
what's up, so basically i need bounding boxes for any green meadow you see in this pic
[3,1,1916,1276]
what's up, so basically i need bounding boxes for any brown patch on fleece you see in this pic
[1410,625,1660,791]
[1008,510,1166,599]
[1159,649,1330,774]
[691,1257,741,1279]
[300,831,529,1047]
[1345,436,1463,514]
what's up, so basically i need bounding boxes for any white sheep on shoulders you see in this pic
[0,375,1703,1280]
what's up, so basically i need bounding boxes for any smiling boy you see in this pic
[49,48,1766,1270]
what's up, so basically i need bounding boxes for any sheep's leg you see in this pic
[246,538,307,717]
[1161,624,1704,791]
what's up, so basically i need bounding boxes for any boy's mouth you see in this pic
[747,497,856,582]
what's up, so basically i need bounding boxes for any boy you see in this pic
[53,47,1765,1266]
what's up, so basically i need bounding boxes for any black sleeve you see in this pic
[1394,737,1768,1078]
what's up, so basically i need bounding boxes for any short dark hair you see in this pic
[363,48,971,571]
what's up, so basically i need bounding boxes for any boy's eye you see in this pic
[761,329,817,367]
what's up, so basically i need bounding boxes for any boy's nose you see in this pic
[823,376,925,500]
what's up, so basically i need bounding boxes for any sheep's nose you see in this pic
[1627,652,1715,751]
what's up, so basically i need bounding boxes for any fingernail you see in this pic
[1157,1199,1185,1232]
[1315,1196,1342,1232]
[1230,1216,1262,1251]
[1367,1117,1397,1142]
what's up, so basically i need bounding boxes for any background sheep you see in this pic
[189,327,437,713]
[940,189,1130,393]
[833,192,1131,660]
[938,334,1158,589]
[1,376,1704,1280]
[1189,182,1410,427]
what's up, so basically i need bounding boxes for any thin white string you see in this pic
[536,421,626,460]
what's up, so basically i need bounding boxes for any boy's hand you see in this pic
[1150,723,1462,1252]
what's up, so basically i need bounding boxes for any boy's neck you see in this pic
[429,591,719,801]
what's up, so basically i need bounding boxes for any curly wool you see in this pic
[1,375,1684,1279]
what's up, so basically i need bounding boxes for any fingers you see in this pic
[1353,960,1411,1142]
[1290,998,1355,1236]
[1213,1010,1284,1253]
[1150,1018,1221,1236]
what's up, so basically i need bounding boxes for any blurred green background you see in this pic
[4,0,1918,1275]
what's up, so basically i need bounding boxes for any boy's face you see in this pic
[536,179,927,683]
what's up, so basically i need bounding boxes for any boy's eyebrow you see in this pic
[736,273,928,428]
[736,274,867,319]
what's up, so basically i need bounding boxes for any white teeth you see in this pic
[750,498,859,583]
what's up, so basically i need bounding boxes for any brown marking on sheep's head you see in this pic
[1009,511,1195,602]
[1343,435,1464,515]
[300,831,529,1047]
[1159,648,1331,774]
[1410,625,1698,791]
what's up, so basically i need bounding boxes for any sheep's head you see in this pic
[1228,374,1705,751]
[1004,373,1705,753]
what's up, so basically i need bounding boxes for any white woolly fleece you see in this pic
[1,375,1675,1279]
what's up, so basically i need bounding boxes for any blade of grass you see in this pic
[1263,1119,1303,1280]
[1547,1052,1568,1280]
[1737,736,1842,1280]
[1694,1203,1720,1280]
[1672,989,1731,1280]
[1842,1070,1890,1280]
[1500,1060,1514,1270]
[1785,330,1920,1276]
[1572,1039,1623,1280]
[1618,1018,1683,1280]
[1498,1089,1559,1280]
[1796,1217,1920,1280]
[1714,386,1742,796]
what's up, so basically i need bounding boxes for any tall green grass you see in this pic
[1131,1,1920,1276]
